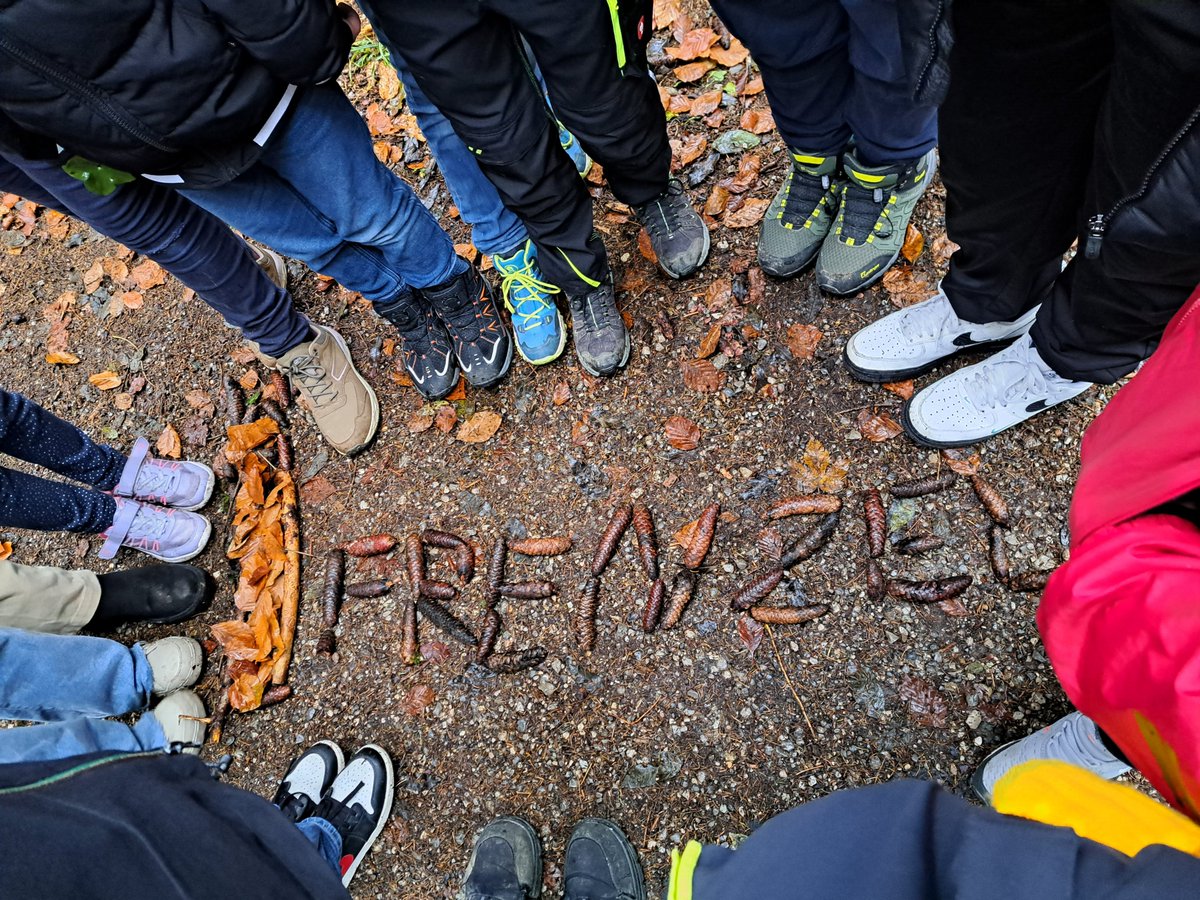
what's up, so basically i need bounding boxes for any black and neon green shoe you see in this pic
[816,147,937,296]
[758,151,844,278]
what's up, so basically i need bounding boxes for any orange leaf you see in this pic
[378,62,401,101]
[156,424,183,459]
[674,61,715,83]
[365,102,397,136]
[0,540,12,561]
[883,380,915,400]
[689,90,723,117]
[406,409,434,434]
[667,93,692,115]
[723,197,769,228]
[673,517,699,552]
[881,267,937,308]
[667,27,718,61]
[184,389,214,412]
[707,38,748,67]
[89,371,122,390]
[704,185,730,217]
[45,351,80,365]
[120,290,144,310]
[791,437,850,494]
[681,358,724,393]
[941,448,982,476]
[83,259,105,293]
[402,683,436,716]
[738,77,765,97]
[113,392,134,410]
[698,324,721,359]
[552,380,572,407]
[101,257,129,284]
[739,108,776,135]
[445,377,468,402]
[858,409,903,442]
[900,223,925,263]
[672,133,709,167]
[225,418,281,458]
[932,233,961,263]
[664,415,701,450]
[637,228,658,263]
[434,404,458,434]
[456,410,502,444]
[653,0,682,28]
[130,259,165,290]
[786,323,823,360]
[705,276,733,310]
[239,369,260,391]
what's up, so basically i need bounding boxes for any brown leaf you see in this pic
[300,475,337,506]
[434,404,458,434]
[552,380,572,407]
[938,596,971,617]
[736,614,764,656]
[457,410,502,444]
[664,414,701,451]
[900,223,925,263]
[707,38,748,67]
[698,324,722,359]
[880,267,936,308]
[130,259,165,290]
[672,133,709,166]
[406,408,435,434]
[653,0,681,28]
[378,62,401,101]
[724,153,762,193]
[637,228,658,263]
[0,540,12,561]
[420,641,453,665]
[739,108,776,135]
[674,517,699,553]
[113,392,134,410]
[445,378,468,402]
[739,77,765,96]
[229,346,257,365]
[680,357,724,393]
[156,424,182,459]
[402,684,436,716]
[180,416,209,448]
[883,380,915,400]
[83,259,105,293]
[43,208,70,241]
[238,369,260,391]
[723,197,769,228]
[786,323,823,360]
[931,233,960,263]
[101,257,129,284]
[184,389,215,415]
[667,27,718,61]
[940,448,982,476]
[705,276,733,310]
[89,371,122,391]
[703,185,730,217]
[689,90,723,117]
[673,61,714,83]
[120,290,143,310]
[898,674,948,727]
[792,437,850,494]
[858,409,903,442]
[747,267,766,305]
[45,351,80,365]
[365,102,397,136]
[224,418,280,460]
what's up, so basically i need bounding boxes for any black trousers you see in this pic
[363,0,670,292]
[942,0,1200,383]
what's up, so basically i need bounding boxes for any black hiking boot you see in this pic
[272,740,344,823]
[459,815,543,900]
[563,818,645,900]
[633,178,710,279]
[376,289,460,400]
[311,744,394,887]
[418,265,513,388]
[89,564,211,626]
[566,275,630,377]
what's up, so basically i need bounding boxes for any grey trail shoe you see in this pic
[633,178,710,279]
[151,689,206,754]
[567,276,630,377]
[817,147,937,295]
[563,818,645,900]
[459,815,543,900]
[758,151,844,278]
[142,636,203,696]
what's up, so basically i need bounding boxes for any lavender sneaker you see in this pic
[99,498,211,563]
[115,437,214,511]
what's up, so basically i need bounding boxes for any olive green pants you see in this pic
[0,561,99,634]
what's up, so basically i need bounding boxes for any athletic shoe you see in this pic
[142,636,203,695]
[758,151,844,278]
[376,290,460,400]
[99,498,211,563]
[559,121,592,178]
[248,241,289,290]
[494,240,566,365]
[115,437,214,511]
[903,333,1092,447]
[970,711,1131,806]
[843,288,1039,383]
[459,815,543,900]
[816,147,936,295]
[257,325,379,456]
[91,564,211,626]
[312,744,394,887]
[151,689,206,754]
[633,178,710,279]
[563,818,645,900]
[567,276,630,377]
[273,740,345,823]
[420,266,513,388]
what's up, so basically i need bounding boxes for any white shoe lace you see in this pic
[128,505,171,548]
[897,293,956,343]
[133,461,180,501]
[963,338,1047,411]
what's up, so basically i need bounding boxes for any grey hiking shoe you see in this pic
[633,178,709,279]
[257,324,380,456]
[459,815,543,900]
[563,818,645,900]
[817,147,937,295]
[247,241,288,290]
[567,276,630,377]
[759,151,844,278]
[141,636,203,695]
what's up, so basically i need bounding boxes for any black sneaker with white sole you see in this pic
[420,265,513,388]
[566,276,630,377]
[311,744,394,887]
[459,815,543,900]
[563,818,645,900]
[273,740,345,823]
[633,178,710,279]
[376,291,460,400]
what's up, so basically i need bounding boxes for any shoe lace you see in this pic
[897,295,955,343]
[778,166,835,228]
[838,180,894,242]
[963,340,1046,411]
[497,256,561,327]
[127,505,170,547]
[288,353,339,409]
[132,461,179,501]
[572,286,621,333]
[637,178,690,240]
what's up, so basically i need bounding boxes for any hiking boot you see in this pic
[90,564,211,626]
[312,744,394,887]
[903,333,1092,447]
[759,152,844,278]
[844,288,1039,383]
[142,636,203,695]
[151,689,206,754]
[970,712,1131,806]
[459,815,543,900]
[420,266,513,388]
[563,818,645,900]
[494,240,566,366]
[567,276,630,377]
[99,498,211,563]
[258,324,379,456]
[633,179,710,279]
[376,290,460,400]
[114,437,214,511]
[248,241,289,290]
[817,147,936,295]
[559,121,593,179]
[273,740,345,823]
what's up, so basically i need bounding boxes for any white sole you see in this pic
[175,465,216,512]
[341,744,394,888]
[318,325,380,456]
[146,516,212,564]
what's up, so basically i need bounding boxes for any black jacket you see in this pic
[898,0,954,106]
[0,0,354,186]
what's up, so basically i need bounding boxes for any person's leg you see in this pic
[0,389,125,491]
[0,561,99,634]
[0,715,165,764]
[294,817,344,876]
[0,466,116,533]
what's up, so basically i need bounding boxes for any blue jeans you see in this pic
[295,816,343,875]
[0,628,164,763]
[180,83,465,306]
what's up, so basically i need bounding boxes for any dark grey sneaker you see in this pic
[376,290,460,400]
[633,179,710,279]
[419,265,513,388]
[459,815,543,900]
[759,151,844,278]
[567,276,630,377]
[563,818,645,900]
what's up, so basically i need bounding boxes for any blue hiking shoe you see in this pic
[559,121,592,178]
[493,241,567,365]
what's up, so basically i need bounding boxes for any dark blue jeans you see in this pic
[0,390,124,533]
[0,152,311,357]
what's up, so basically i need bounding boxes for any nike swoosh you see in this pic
[951,333,988,348]
[433,352,452,377]
[1025,399,1051,413]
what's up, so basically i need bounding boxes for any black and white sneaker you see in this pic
[563,818,645,900]
[420,266,513,389]
[459,815,543,900]
[312,744,394,887]
[844,288,1039,383]
[633,178,710,279]
[566,275,630,377]
[273,740,345,823]
[376,292,460,400]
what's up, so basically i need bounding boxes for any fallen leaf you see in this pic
[705,276,733,310]
[434,404,458,434]
[858,409,903,442]
[402,683,436,716]
[230,346,257,365]
[83,259,105,293]
[899,674,948,727]
[120,290,143,310]
[786,323,823,360]
[747,267,766,305]
[45,351,80,365]
[372,141,392,164]
[673,517,699,553]
[637,228,658,263]
[723,197,769,228]
[667,93,692,115]
[113,392,134,410]
[445,378,468,402]
[724,153,762,193]
[931,233,960,263]
[653,0,681,28]
[698,324,721,359]
[406,408,435,434]
[737,614,764,656]
[457,410,502,444]
[739,108,776,135]
[378,63,401,101]
[300,475,337,505]
[673,60,715,83]
[680,357,724,393]
[101,257,129,284]
[881,267,936,308]
[0,541,12,561]
[792,437,851,494]
[940,448,982,476]
[900,223,924,263]
[43,209,70,240]
[129,259,165,290]
[883,380,915,400]
[689,90,723,117]
[419,640,452,665]
[224,418,280,462]
[179,416,208,448]
[184,389,215,414]
[89,371,122,391]
[239,369,260,391]
[552,380,572,407]
[708,38,748,67]
[672,133,709,167]
[938,596,971,617]
[365,102,397,136]
[156,424,182,459]
[704,185,730,216]
[128,375,146,394]
[664,414,701,450]
[738,77,765,96]
[667,27,718,61]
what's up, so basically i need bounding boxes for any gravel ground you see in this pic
[0,10,1118,896]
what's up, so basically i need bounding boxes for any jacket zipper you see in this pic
[1085,100,1200,259]
[0,34,177,154]
[913,0,946,100]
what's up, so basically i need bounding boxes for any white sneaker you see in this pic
[844,288,1039,382]
[903,333,1092,447]
[141,636,203,695]
[150,689,206,753]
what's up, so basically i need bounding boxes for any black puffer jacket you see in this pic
[0,0,354,186]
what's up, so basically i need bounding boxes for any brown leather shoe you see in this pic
[258,325,379,456]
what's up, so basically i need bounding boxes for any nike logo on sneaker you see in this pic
[1025,399,1051,413]
[952,332,988,348]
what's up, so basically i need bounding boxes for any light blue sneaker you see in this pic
[558,121,592,178]
[493,240,566,365]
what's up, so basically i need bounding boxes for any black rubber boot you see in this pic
[89,564,211,626]
[563,818,645,900]
[460,815,543,900]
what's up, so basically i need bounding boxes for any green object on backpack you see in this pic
[61,157,135,196]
